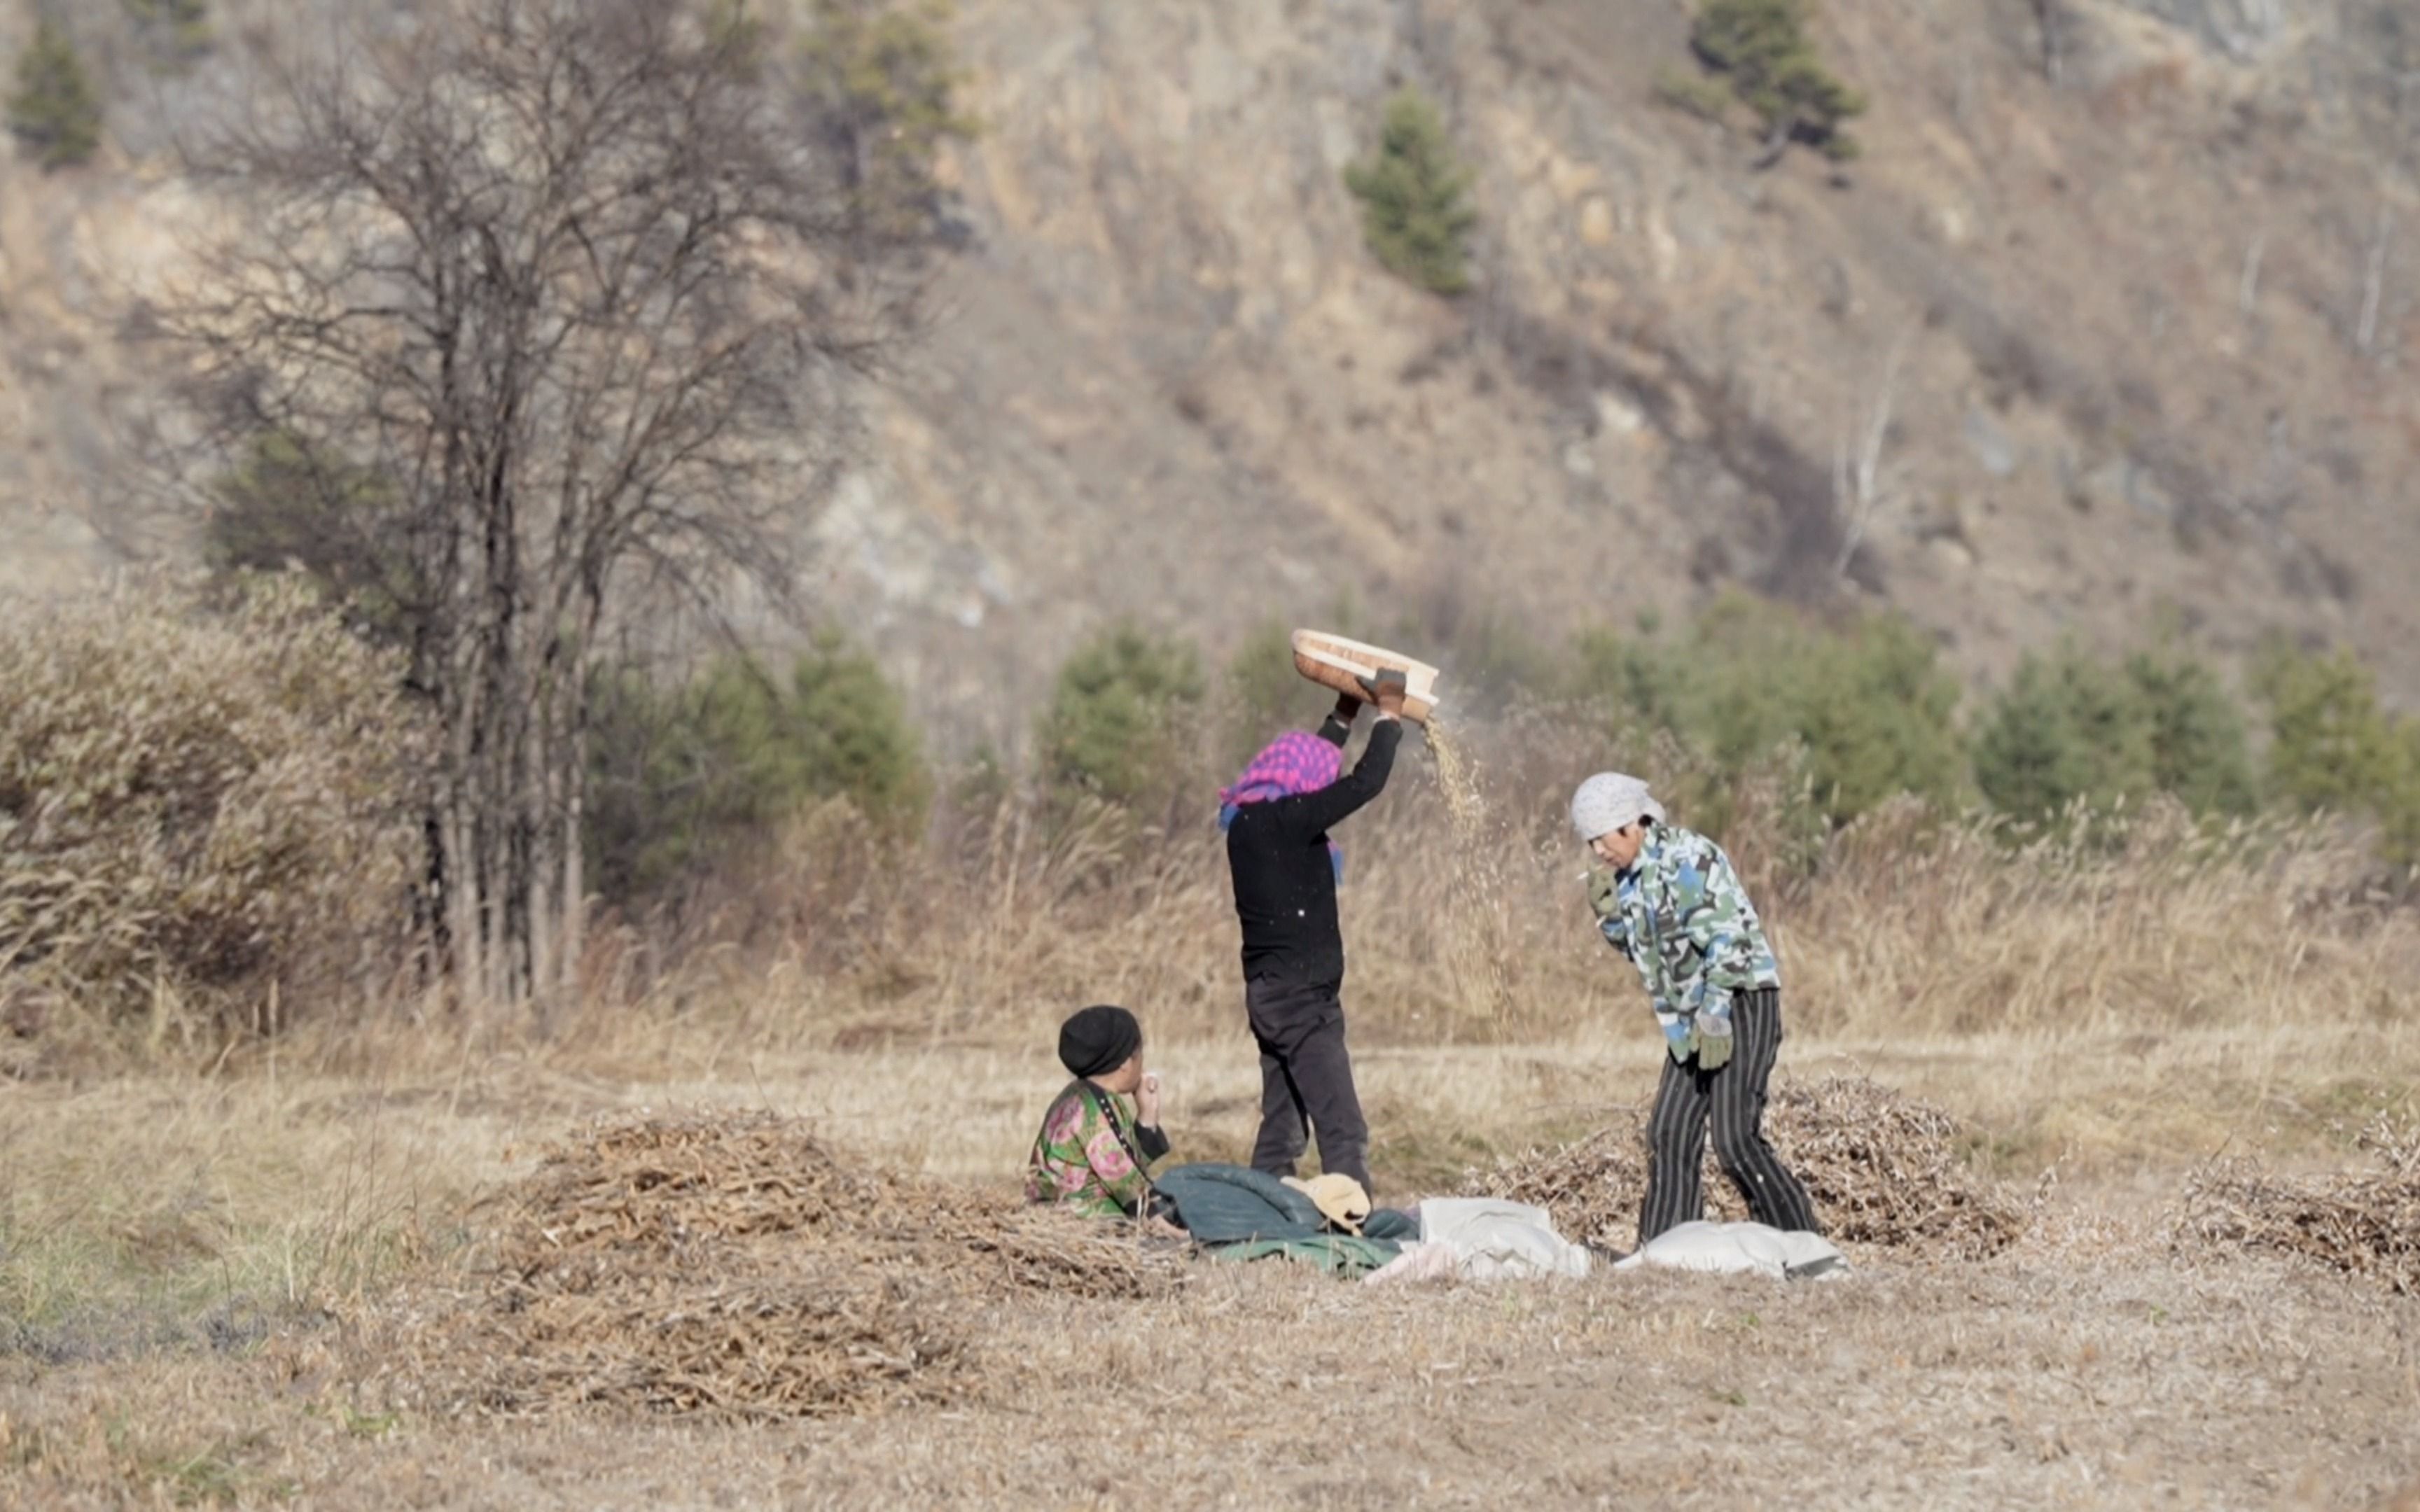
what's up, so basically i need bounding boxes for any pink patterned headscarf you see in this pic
[1221,732,1342,811]
[1220,732,1347,878]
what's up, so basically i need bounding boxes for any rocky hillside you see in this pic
[2,0,2415,750]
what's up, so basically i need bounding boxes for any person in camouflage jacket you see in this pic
[1572,772,1820,1246]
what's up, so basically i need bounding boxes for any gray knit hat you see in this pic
[1570,772,1666,841]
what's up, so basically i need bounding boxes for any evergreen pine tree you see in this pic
[8,20,104,170]
[1344,88,1478,295]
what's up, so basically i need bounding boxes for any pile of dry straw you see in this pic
[1469,1075,2029,1259]
[382,1082,2039,1420]
[384,1112,1185,1420]
[2182,1114,2420,1294]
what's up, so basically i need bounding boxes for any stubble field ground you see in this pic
[4,1021,2417,1510]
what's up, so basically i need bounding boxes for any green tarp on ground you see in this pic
[1204,1234,1404,1276]
[1150,1163,1408,1273]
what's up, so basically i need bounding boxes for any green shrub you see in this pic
[1570,597,1964,827]
[797,0,978,239]
[1653,66,1735,124]
[1418,608,1560,718]
[2126,645,2256,817]
[1975,641,2259,825]
[1037,623,1207,808]
[1972,648,2155,824]
[1685,0,1865,160]
[204,430,417,645]
[1344,88,1478,295]
[8,21,104,170]
[2254,643,2402,815]
[1713,608,1963,822]
[0,579,423,1026]
[585,636,930,904]
[2253,640,2420,862]
[123,0,213,68]
[788,636,931,827]
[1568,617,1690,736]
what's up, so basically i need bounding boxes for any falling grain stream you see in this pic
[1422,718,1518,1028]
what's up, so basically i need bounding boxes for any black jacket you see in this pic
[1224,717,1401,986]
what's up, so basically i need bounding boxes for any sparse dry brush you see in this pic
[7,609,2418,1080]
[588,710,2420,1058]
[2183,1113,2420,1294]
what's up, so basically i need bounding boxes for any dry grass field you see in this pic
[7,730,2420,1508]
[4,1018,2418,1510]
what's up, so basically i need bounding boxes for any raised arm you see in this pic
[1316,689,1363,748]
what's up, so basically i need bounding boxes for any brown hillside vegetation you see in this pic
[2,0,2418,738]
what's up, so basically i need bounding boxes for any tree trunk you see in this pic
[2033,0,2064,85]
[561,718,585,1004]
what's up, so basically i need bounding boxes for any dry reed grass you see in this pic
[1468,1075,2030,1257]
[11,675,2419,1084]
[2181,1113,2420,1294]
[541,711,2420,1074]
[380,1111,1185,1421]
[0,578,423,1047]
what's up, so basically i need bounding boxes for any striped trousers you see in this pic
[1638,986,1820,1245]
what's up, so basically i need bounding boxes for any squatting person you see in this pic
[1219,672,1409,1194]
[1571,771,1821,1245]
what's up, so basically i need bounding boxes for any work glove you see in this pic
[1585,865,1620,920]
[1693,1011,1734,1072]
[1694,1028,1734,1072]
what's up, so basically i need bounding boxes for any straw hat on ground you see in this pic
[1283,1172,1372,1235]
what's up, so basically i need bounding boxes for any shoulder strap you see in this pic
[1073,1080,1156,1218]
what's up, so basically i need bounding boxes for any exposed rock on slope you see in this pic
[1,0,2414,746]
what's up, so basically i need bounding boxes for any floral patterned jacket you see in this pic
[1024,1080,1171,1218]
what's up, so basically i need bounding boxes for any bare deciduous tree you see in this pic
[166,0,927,1009]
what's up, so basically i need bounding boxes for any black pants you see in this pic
[1244,976,1370,1191]
[1639,986,1819,1244]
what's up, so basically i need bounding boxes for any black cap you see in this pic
[1057,1004,1142,1079]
